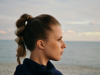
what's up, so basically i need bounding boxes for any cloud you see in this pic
[66,21,88,24]
[78,32,100,36]
[0,31,6,34]
[63,31,100,41]
[63,30,100,36]
[8,29,11,32]
[66,21,98,25]
[62,30,64,33]
[66,30,76,34]
[0,0,100,41]
[89,22,97,25]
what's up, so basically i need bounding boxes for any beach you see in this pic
[0,40,100,75]
[0,63,100,75]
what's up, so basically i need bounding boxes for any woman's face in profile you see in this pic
[44,25,66,61]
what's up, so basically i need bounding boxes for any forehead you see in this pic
[49,25,62,38]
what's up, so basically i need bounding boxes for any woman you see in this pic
[14,14,66,75]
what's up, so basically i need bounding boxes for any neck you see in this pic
[30,49,49,66]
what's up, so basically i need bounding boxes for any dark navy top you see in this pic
[14,58,63,75]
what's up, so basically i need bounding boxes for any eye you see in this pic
[58,38,61,41]
[58,37,62,41]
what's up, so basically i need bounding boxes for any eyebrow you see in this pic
[59,36,62,38]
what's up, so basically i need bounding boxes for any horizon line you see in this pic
[0,39,100,42]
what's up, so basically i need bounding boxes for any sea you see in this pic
[0,40,100,67]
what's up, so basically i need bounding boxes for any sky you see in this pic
[0,0,100,41]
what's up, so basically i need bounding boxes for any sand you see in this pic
[0,63,100,75]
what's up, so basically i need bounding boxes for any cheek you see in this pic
[44,41,61,60]
[49,42,58,49]
[47,41,60,52]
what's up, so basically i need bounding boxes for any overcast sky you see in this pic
[0,0,100,41]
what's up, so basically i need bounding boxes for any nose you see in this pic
[64,42,67,48]
[62,41,67,48]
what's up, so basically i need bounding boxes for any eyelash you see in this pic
[58,38,61,41]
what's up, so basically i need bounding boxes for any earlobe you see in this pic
[37,40,45,50]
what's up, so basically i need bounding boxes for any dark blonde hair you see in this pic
[15,14,60,64]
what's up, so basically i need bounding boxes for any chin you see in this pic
[51,57,61,61]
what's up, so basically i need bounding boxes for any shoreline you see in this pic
[0,63,100,75]
[55,64,100,75]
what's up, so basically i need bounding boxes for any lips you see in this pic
[60,49,64,55]
[61,52,63,55]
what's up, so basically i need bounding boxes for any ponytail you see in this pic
[15,13,60,64]
[15,14,33,64]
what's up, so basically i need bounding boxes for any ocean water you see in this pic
[0,40,100,67]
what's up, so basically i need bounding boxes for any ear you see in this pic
[36,40,45,50]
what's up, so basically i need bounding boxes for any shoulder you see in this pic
[56,69,63,75]
[48,61,63,75]
[14,64,32,75]
[14,58,37,75]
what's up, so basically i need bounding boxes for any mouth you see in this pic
[61,51,63,55]
[60,49,64,55]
